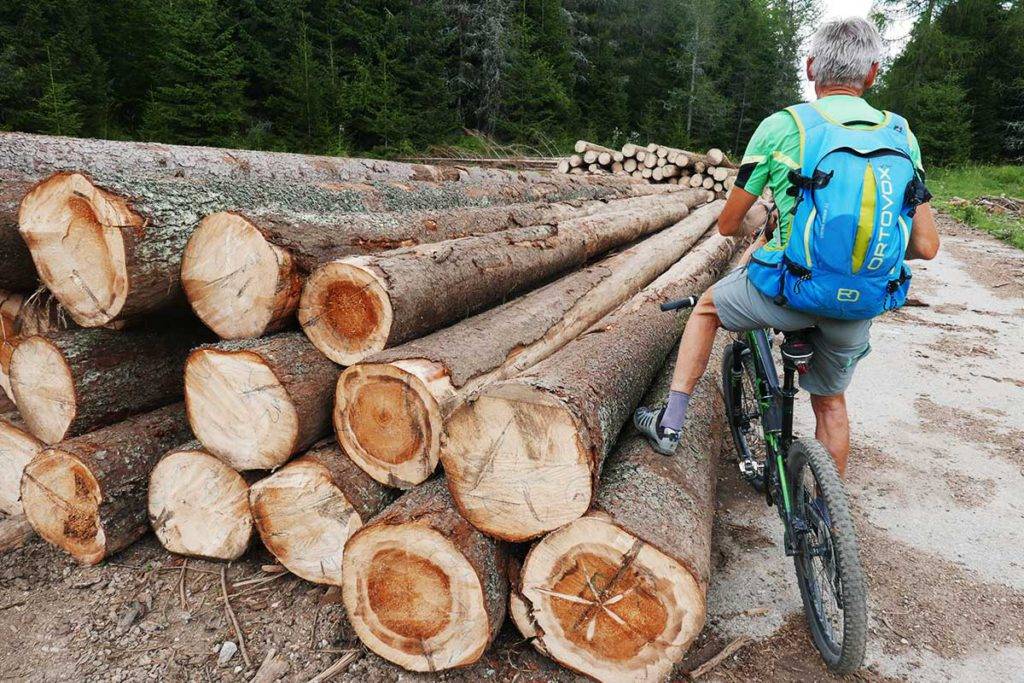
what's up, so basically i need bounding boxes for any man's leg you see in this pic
[809,393,850,476]
[800,319,872,478]
[635,268,814,455]
[669,289,721,395]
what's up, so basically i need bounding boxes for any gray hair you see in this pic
[808,17,883,88]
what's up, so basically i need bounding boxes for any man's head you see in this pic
[807,17,883,96]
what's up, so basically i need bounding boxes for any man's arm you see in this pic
[717,187,769,237]
[906,202,940,260]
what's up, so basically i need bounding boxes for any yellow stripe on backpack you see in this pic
[851,163,877,272]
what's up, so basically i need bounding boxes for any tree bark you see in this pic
[181,189,679,340]
[514,336,725,681]
[299,190,706,365]
[573,141,618,156]
[248,439,397,585]
[334,201,724,489]
[147,441,258,561]
[0,412,44,516]
[0,180,37,290]
[9,324,205,445]
[184,332,339,470]
[341,477,509,672]
[0,131,581,185]
[20,403,192,565]
[441,232,739,541]
[18,167,644,329]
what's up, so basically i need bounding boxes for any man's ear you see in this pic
[863,62,880,89]
[806,57,815,82]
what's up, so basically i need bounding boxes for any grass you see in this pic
[927,164,1024,249]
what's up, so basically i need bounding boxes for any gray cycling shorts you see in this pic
[712,268,873,396]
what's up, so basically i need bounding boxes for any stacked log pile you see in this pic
[1,131,743,680]
[559,140,738,198]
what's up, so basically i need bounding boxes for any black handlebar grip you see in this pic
[660,296,698,312]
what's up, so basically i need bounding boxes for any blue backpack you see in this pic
[747,103,928,320]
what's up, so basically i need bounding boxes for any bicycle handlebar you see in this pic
[660,295,698,312]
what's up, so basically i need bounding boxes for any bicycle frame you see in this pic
[728,328,803,554]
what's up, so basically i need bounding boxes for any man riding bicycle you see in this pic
[636,16,940,476]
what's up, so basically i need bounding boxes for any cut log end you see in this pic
[182,212,302,339]
[20,449,106,565]
[185,348,299,470]
[18,172,139,327]
[148,449,253,561]
[0,419,44,516]
[442,383,591,541]
[249,457,362,585]
[342,523,493,672]
[9,335,77,445]
[334,362,443,488]
[299,260,393,365]
[520,515,705,681]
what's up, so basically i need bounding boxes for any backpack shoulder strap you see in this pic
[882,111,916,155]
[784,103,831,170]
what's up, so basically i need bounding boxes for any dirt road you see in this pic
[1,216,1021,681]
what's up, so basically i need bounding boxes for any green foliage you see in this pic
[928,164,1024,249]
[0,0,815,156]
[874,0,1024,163]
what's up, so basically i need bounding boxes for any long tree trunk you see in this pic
[335,201,723,488]
[0,413,44,516]
[248,439,397,585]
[182,189,679,340]
[9,325,205,445]
[0,130,577,185]
[341,477,509,673]
[147,442,258,561]
[184,332,338,471]
[0,180,37,291]
[514,337,725,681]
[18,168,644,329]
[442,233,739,541]
[300,190,708,365]
[20,403,191,565]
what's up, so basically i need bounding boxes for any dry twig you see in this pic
[688,636,751,679]
[221,565,252,669]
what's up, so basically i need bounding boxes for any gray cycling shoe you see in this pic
[633,405,680,456]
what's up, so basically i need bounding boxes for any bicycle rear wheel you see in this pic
[721,343,766,492]
[788,438,867,675]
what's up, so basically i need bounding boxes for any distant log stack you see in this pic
[21,403,191,565]
[442,233,739,541]
[334,198,721,489]
[147,442,257,561]
[512,337,726,681]
[248,439,396,585]
[559,141,737,198]
[299,191,695,365]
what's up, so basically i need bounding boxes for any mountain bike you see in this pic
[661,296,867,675]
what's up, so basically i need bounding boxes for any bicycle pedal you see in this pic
[738,459,763,478]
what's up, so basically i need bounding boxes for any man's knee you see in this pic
[810,393,848,422]
[693,288,721,325]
